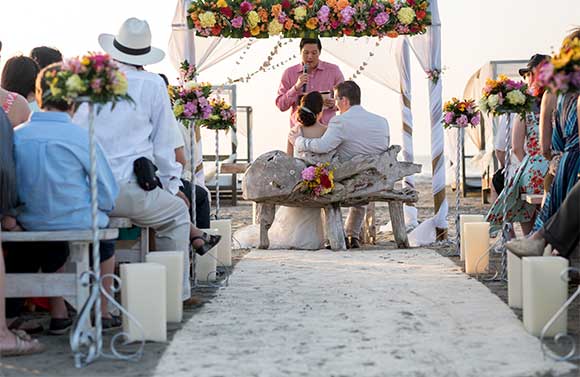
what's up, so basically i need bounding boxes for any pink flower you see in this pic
[231,16,243,28]
[240,1,253,14]
[301,166,316,181]
[444,112,455,124]
[470,113,481,126]
[374,12,389,26]
[537,61,554,86]
[456,114,468,127]
[553,72,570,92]
[90,78,102,93]
[330,20,340,29]
[183,100,198,117]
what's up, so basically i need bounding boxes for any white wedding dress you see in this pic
[234,148,334,250]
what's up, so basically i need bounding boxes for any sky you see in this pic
[1,0,579,175]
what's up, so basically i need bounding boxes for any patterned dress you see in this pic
[486,112,549,234]
[534,93,579,230]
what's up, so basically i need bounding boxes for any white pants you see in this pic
[345,205,367,239]
[111,182,191,300]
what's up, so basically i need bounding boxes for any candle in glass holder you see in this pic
[523,256,568,337]
[460,215,484,261]
[211,219,231,267]
[464,222,490,275]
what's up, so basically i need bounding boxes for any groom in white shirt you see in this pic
[294,81,390,248]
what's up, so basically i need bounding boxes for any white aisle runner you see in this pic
[155,249,575,377]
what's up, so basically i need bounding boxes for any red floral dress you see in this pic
[486,112,549,233]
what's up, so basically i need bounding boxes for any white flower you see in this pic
[478,98,488,112]
[487,94,499,108]
[506,90,526,105]
[184,81,197,90]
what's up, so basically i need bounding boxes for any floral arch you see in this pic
[169,0,448,237]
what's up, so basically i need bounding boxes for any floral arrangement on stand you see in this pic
[536,37,580,94]
[187,0,431,39]
[198,98,237,131]
[442,97,481,255]
[299,162,335,197]
[442,98,480,129]
[168,60,213,127]
[478,75,534,118]
[43,53,130,106]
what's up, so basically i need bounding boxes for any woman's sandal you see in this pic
[192,232,222,256]
[0,331,45,357]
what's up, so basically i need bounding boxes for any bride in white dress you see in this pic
[235,92,335,250]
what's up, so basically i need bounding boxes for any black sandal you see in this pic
[192,233,222,256]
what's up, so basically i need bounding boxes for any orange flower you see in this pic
[271,4,282,17]
[251,25,261,36]
[305,17,318,30]
[326,0,337,8]
[336,0,349,10]
[386,30,399,38]
[284,19,294,30]
[190,12,199,21]
[258,8,268,22]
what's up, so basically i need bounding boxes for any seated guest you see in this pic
[73,18,220,302]
[1,55,41,112]
[29,46,62,69]
[6,63,120,332]
[507,178,580,258]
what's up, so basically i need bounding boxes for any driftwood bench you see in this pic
[243,146,421,250]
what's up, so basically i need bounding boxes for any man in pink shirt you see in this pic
[275,38,344,155]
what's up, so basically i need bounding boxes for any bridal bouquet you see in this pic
[300,162,334,197]
[442,98,480,129]
[199,98,236,131]
[42,53,130,106]
[479,75,535,118]
[168,60,213,125]
[536,37,580,94]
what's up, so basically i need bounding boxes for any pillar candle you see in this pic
[460,215,484,261]
[522,256,568,337]
[211,219,232,267]
[464,222,490,275]
[196,229,219,282]
[507,251,522,309]
[146,251,184,323]
[120,263,167,342]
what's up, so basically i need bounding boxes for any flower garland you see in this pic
[537,37,580,94]
[442,98,480,129]
[188,0,431,39]
[43,53,131,106]
[300,162,335,197]
[479,75,535,119]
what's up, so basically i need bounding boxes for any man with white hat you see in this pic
[74,18,220,302]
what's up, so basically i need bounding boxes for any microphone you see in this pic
[302,64,308,93]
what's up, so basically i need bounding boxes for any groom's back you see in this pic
[333,105,390,160]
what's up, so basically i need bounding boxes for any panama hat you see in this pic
[98,18,165,66]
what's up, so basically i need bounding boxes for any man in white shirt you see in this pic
[295,81,390,248]
[74,18,219,301]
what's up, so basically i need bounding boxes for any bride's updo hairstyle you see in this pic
[297,91,323,127]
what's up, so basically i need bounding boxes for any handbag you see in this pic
[133,157,162,191]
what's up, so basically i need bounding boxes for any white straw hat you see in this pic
[98,17,165,66]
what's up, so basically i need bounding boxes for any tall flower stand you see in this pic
[71,101,144,367]
[454,126,464,256]
[497,113,514,280]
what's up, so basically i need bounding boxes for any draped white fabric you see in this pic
[323,37,400,94]
[406,0,448,231]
